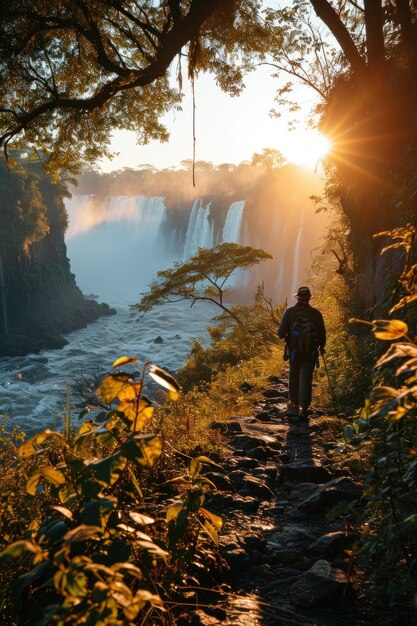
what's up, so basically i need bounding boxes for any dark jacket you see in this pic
[278,301,326,349]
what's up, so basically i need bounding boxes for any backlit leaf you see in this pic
[199,507,222,530]
[52,506,73,520]
[112,356,138,368]
[129,511,155,525]
[121,435,162,467]
[149,365,180,393]
[0,540,38,559]
[202,520,219,545]
[166,503,183,523]
[86,452,127,486]
[98,373,131,403]
[39,466,66,487]
[26,472,41,496]
[64,525,102,543]
[372,319,408,340]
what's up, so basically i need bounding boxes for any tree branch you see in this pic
[309,0,367,77]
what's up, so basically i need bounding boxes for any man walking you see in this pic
[278,286,326,419]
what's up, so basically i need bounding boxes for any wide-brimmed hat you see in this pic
[294,286,312,300]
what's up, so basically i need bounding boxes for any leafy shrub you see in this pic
[347,226,417,622]
[0,358,221,625]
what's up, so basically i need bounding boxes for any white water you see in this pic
[182,199,214,260]
[66,195,169,304]
[290,220,304,299]
[0,301,214,432]
[222,201,245,243]
[0,252,8,336]
[276,223,288,297]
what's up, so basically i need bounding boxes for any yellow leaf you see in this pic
[39,466,66,487]
[98,374,131,403]
[112,356,138,368]
[199,507,222,530]
[26,472,41,496]
[118,382,141,402]
[18,440,36,458]
[166,503,183,523]
[372,319,408,340]
[167,389,181,401]
[202,520,219,545]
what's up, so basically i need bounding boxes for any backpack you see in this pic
[289,312,318,359]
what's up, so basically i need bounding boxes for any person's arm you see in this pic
[278,309,290,340]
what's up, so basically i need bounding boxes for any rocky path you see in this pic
[192,374,373,626]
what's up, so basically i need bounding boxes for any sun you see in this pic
[280,129,331,169]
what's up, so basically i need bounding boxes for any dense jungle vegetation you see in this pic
[1,0,417,624]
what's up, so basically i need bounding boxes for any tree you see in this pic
[251,148,286,169]
[133,243,272,325]
[0,0,262,172]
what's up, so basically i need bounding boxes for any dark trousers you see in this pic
[289,356,315,409]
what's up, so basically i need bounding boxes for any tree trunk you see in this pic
[364,0,385,79]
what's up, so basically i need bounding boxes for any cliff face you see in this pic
[0,158,114,357]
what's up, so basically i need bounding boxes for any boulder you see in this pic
[235,457,259,469]
[154,335,164,344]
[308,531,352,558]
[246,446,270,460]
[289,559,348,608]
[204,472,233,491]
[241,477,274,500]
[233,434,268,450]
[240,533,267,552]
[228,470,248,487]
[210,420,243,434]
[281,461,333,484]
[298,477,363,513]
[239,381,253,393]
[254,410,271,422]
[252,466,278,481]
[224,547,250,571]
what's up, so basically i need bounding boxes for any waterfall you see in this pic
[276,223,288,297]
[222,201,245,243]
[0,252,8,336]
[290,218,304,299]
[65,195,168,304]
[182,199,213,260]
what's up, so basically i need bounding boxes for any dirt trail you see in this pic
[196,374,373,626]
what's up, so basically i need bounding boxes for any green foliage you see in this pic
[0,358,221,625]
[133,243,273,325]
[179,301,282,390]
[346,225,417,622]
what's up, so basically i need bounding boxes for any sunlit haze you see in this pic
[99,69,328,173]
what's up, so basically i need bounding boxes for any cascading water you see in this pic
[222,201,245,243]
[66,195,169,304]
[290,214,305,299]
[182,199,213,260]
[0,252,8,336]
[276,223,288,297]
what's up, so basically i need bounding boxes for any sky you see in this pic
[99,64,327,172]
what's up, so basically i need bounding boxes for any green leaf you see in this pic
[121,435,162,467]
[0,540,38,559]
[86,452,127,486]
[189,458,203,478]
[112,356,138,368]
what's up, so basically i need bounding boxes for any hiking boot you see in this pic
[287,401,299,416]
[299,408,309,420]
